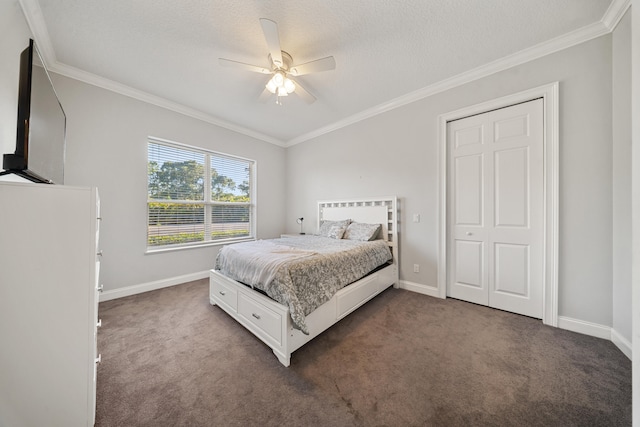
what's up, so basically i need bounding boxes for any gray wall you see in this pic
[631,3,640,421]
[612,10,632,343]
[286,35,616,327]
[52,75,287,291]
[0,2,287,292]
[0,0,632,340]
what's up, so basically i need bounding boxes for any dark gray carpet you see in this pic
[95,279,631,426]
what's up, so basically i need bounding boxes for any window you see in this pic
[147,138,254,250]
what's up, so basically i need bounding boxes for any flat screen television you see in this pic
[1,39,66,184]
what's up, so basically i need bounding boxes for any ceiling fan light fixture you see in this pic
[284,78,295,94]
[266,70,296,98]
[219,19,334,106]
[273,71,285,86]
[265,78,277,94]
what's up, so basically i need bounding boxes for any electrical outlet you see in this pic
[413,264,420,273]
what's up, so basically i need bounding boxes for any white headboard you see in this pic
[317,196,398,249]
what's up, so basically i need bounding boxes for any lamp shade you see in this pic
[284,78,295,93]
[273,71,285,86]
[265,78,277,94]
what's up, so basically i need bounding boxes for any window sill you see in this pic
[145,237,255,255]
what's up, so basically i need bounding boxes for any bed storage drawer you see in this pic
[211,279,238,311]
[336,275,378,319]
[238,293,282,345]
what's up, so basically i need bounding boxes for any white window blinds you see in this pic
[147,139,254,250]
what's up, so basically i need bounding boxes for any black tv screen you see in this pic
[1,39,66,184]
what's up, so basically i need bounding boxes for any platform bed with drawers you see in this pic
[209,196,398,366]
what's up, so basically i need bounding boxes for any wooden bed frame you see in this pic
[209,196,398,366]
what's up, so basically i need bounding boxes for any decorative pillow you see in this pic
[318,219,350,237]
[326,224,347,239]
[343,222,381,241]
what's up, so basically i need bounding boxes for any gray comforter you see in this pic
[215,235,392,334]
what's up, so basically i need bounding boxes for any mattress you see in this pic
[215,235,392,334]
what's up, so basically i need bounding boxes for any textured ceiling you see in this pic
[22,0,620,145]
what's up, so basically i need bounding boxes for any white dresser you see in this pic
[0,182,101,426]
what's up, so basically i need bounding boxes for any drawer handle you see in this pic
[252,313,261,320]
[219,290,226,296]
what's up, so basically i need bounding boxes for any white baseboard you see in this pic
[99,270,210,302]
[556,316,632,360]
[557,316,611,340]
[102,274,633,360]
[611,328,632,360]
[398,280,443,299]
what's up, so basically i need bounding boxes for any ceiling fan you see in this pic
[218,19,336,105]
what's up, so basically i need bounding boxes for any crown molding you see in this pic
[17,0,286,148]
[18,0,55,66]
[19,0,629,149]
[48,61,287,147]
[286,17,615,147]
[602,0,631,30]
[287,0,631,146]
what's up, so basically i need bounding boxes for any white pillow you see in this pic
[343,222,381,241]
[318,219,350,237]
[326,224,347,239]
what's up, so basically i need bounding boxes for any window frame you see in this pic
[146,137,256,253]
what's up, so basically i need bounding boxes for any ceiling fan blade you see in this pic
[291,79,316,104]
[218,58,272,74]
[260,18,283,68]
[289,56,336,76]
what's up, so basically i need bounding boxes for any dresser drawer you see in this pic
[211,280,238,311]
[238,293,282,345]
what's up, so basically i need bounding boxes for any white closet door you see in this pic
[447,99,544,318]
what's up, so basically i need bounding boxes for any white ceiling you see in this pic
[21,0,625,146]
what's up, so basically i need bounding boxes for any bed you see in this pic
[209,196,398,366]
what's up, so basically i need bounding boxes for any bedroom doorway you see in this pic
[437,83,559,326]
[446,99,543,318]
